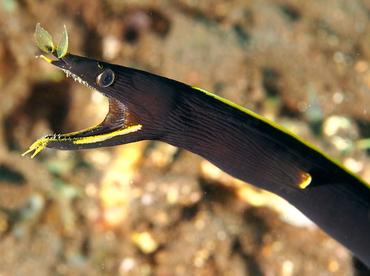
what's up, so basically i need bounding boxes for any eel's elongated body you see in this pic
[25,24,370,266]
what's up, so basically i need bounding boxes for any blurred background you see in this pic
[1,0,370,275]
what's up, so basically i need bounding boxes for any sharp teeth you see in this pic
[63,70,71,78]
[61,69,93,89]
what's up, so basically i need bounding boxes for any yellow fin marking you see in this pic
[298,172,312,189]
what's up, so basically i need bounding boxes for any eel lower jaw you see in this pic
[23,99,142,158]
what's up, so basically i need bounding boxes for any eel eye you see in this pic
[96,69,115,87]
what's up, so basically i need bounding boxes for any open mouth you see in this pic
[23,24,142,157]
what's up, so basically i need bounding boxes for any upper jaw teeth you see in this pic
[62,69,94,89]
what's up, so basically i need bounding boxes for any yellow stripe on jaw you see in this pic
[73,125,142,144]
[22,125,142,158]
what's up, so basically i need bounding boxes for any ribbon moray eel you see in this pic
[25,24,370,266]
